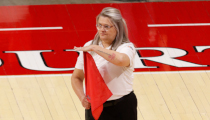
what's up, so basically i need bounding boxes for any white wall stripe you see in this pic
[148,23,210,27]
[0,27,63,31]
[0,74,72,78]
[1,70,210,78]
[133,70,209,74]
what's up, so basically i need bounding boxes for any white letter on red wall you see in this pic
[194,46,210,52]
[4,50,74,71]
[0,59,3,66]
[135,47,207,68]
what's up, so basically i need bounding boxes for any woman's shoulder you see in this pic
[124,42,135,46]
[119,42,135,49]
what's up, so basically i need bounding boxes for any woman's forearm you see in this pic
[71,69,85,101]
[91,45,130,67]
[71,78,85,101]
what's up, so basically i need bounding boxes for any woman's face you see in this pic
[97,16,117,43]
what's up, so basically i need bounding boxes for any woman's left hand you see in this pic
[74,45,94,51]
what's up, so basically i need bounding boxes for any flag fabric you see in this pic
[83,52,113,120]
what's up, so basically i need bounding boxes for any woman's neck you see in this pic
[101,40,113,48]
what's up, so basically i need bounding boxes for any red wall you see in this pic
[0,1,210,75]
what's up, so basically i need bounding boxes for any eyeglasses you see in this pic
[96,24,114,31]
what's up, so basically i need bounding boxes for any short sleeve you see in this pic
[75,41,92,70]
[117,43,136,67]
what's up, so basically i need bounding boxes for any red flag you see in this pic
[83,52,113,120]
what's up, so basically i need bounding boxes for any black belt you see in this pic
[103,91,133,107]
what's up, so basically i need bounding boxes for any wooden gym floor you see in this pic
[1,71,210,120]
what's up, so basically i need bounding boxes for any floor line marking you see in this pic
[148,23,210,27]
[0,27,63,31]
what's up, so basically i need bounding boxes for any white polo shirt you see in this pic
[75,40,136,100]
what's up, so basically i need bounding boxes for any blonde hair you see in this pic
[92,7,130,51]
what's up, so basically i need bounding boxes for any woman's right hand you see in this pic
[81,96,91,109]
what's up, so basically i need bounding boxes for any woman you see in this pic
[71,7,137,120]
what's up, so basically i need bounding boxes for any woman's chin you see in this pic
[100,36,107,40]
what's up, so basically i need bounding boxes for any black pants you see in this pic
[85,91,137,120]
